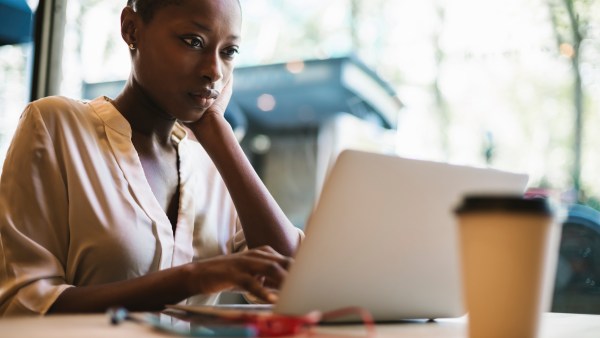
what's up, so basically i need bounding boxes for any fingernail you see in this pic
[267,293,279,303]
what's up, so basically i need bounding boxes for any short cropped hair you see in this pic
[127,0,183,23]
[127,0,241,23]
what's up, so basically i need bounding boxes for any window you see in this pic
[8,0,600,314]
[0,0,36,171]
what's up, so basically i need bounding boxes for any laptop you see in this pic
[173,149,529,321]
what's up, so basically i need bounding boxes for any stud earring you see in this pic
[128,43,136,50]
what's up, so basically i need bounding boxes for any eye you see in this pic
[182,36,204,49]
[222,47,239,59]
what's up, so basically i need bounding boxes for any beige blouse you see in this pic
[0,96,278,316]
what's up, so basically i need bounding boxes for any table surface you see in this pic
[0,312,598,338]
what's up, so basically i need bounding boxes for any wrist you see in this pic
[191,116,239,157]
[181,262,202,295]
[188,113,228,140]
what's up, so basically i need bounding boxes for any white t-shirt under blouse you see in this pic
[0,96,287,316]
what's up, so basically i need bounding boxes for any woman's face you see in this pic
[131,0,241,122]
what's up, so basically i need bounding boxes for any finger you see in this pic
[210,76,233,113]
[253,274,280,291]
[236,275,279,304]
[245,247,294,270]
[222,74,234,94]
[189,255,284,295]
[255,275,266,285]
[236,256,288,288]
[240,256,287,279]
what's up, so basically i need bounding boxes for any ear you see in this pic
[120,6,140,47]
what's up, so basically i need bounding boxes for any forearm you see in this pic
[48,264,193,313]
[191,114,299,256]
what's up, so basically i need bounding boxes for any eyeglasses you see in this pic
[108,306,375,337]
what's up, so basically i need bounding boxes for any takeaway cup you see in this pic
[455,195,560,338]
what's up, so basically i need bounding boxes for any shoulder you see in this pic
[31,95,87,109]
[27,96,90,120]
[23,96,97,133]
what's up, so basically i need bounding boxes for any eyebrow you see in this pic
[193,21,240,41]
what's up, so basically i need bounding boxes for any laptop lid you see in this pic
[274,149,529,321]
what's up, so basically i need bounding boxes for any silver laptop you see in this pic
[272,149,528,321]
[174,149,529,321]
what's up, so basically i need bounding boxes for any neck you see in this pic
[112,76,176,145]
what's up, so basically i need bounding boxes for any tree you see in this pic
[547,0,593,201]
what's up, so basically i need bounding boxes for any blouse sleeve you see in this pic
[0,103,72,316]
[227,216,305,254]
[228,216,248,253]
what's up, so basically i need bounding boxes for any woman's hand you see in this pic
[185,76,233,131]
[186,246,293,303]
[207,76,233,118]
[49,246,292,313]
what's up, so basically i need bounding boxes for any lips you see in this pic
[189,88,220,109]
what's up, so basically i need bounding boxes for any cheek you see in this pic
[137,50,192,89]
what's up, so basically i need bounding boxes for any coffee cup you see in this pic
[455,195,560,338]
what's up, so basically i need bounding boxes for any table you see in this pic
[0,312,598,337]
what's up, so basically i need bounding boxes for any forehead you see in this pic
[151,0,242,36]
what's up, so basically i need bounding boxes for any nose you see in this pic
[200,50,223,84]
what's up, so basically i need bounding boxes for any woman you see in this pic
[0,0,303,316]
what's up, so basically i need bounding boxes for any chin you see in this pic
[176,108,207,124]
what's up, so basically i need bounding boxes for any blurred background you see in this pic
[1,0,599,313]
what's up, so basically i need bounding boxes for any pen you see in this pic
[144,313,257,337]
[108,307,257,337]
